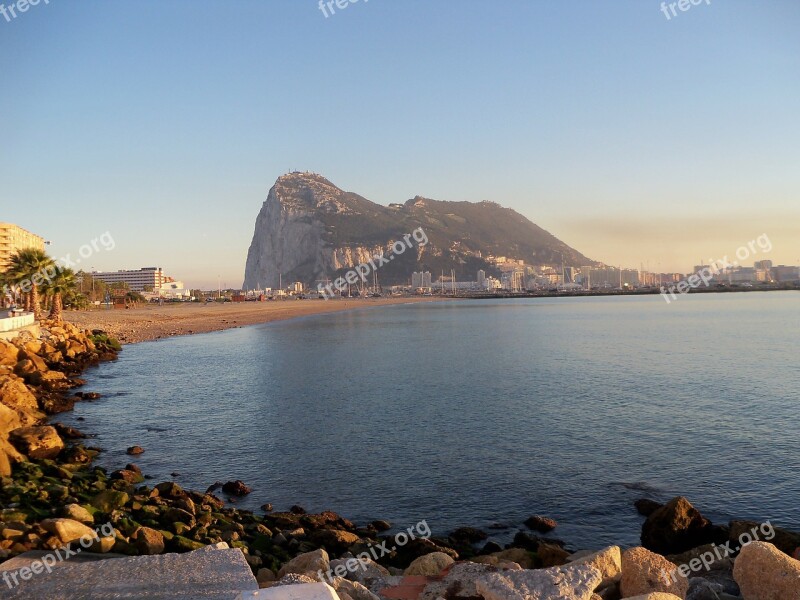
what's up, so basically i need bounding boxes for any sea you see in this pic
[58,292,800,549]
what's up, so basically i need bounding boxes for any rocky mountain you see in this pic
[242,173,594,290]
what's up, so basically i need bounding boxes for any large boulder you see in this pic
[567,545,621,589]
[9,425,64,459]
[132,526,166,555]
[419,562,499,600]
[729,520,800,557]
[475,564,602,600]
[0,341,19,366]
[0,375,40,413]
[641,497,718,555]
[309,529,360,554]
[0,437,25,476]
[40,518,97,545]
[90,490,130,513]
[403,551,455,576]
[277,548,330,579]
[0,402,23,436]
[621,547,689,599]
[62,504,94,524]
[733,541,800,600]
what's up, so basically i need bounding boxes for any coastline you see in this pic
[0,321,798,597]
[62,297,445,345]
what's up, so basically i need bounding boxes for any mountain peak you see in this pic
[243,175,594,289]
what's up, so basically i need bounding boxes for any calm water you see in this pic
[59,292,800,549]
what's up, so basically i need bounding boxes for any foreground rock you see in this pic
[0,544,258,599]
[621,547,689,599]
[567,545,621,590]
[9,425,64,459]
[733,541,800,600]
[641,497,719,555]
[475,564,602,600]
[404,551,454,576]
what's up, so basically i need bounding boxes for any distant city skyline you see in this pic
[2,1,798,287]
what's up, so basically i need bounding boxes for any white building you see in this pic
[92,267,165,292]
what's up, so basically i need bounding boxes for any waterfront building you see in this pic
[0,223,46,272]
[92,267,165,291]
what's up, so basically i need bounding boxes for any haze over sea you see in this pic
[61,293,800,548]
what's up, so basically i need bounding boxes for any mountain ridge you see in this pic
[242,172,595,289]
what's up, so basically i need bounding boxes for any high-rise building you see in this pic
[92,267,166,291]
[0,223,46,272]
[477,270,486,287]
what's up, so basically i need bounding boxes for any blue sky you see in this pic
[2,0,798,287]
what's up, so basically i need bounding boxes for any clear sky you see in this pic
[2,0,798,287]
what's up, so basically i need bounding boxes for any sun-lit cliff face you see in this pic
[242,172,593,290]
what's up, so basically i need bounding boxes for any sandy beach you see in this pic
[62,297,442,344]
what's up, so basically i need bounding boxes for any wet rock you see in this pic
[76,391,102,399]
[290,505,306,514]
[53,423,86,439]
[370,520,391,532]
[222,480,252,496]
[309,529,360,554]
[126,445,144,455]
[636,499,664,517]
[387,537,458,567]
[39,392,76,415]
[729,520,800,557]
[261,503,274,513]
[155,481,185,498]
[733,541,800,600]
[641,497,719,555]
[450,526,489,544]
[524,515,558,533]
[90,489,130,513]
[481,541,503,554]
[111,468,144,484]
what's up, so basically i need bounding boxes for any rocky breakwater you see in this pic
[0,321,120,478]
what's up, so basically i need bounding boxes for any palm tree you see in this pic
[6,249,56,321]
[42,267,77,322]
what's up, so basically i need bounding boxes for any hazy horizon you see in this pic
[2,1,798,287]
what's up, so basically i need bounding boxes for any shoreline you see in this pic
[2,318,799,598]
[62,297,446,345]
